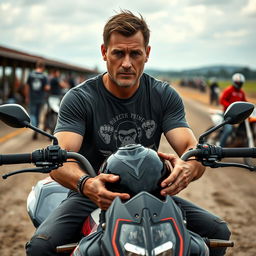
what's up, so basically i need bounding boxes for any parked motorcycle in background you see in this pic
[205,104,256,167]
[43,88,69,135]
[1,102,256,255]
[43,95,61,135]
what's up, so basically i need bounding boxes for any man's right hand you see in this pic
[83,173,130,210]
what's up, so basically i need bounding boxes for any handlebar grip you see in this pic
[221,148,256,158]
[0,153,32,165]
[181,147,256,162]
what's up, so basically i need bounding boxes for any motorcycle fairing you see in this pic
[72,229,103,256]
[27,177,68,227]
[101,191,192,256]
[82,208,101,236]
[39,188,208,256]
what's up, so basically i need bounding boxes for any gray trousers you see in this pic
[26,191,231,256]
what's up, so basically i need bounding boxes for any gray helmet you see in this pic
[100,144,169,198]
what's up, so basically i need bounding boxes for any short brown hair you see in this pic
[36,60,45,69]
[103,10,150,48]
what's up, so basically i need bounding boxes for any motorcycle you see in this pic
[43,95,62,135]
[1,101,256,255]
[205,105,256,167]
[43,87,69,135]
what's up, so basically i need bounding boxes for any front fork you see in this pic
[244,119,255,147]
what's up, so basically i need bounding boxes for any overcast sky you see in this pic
[1,0,256,72]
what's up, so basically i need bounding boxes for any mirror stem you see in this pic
[24,121,58,145]
[198,118,231,144]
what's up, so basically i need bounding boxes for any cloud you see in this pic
[242,0,256,15]
[0,0,255,70]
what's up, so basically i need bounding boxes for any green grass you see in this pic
[218,80,256,95]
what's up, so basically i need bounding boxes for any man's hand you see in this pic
[158,152,197,196]
[83,173,130,210]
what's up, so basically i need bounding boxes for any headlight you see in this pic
[119,223,146,255]
[117,222,176,256]
[124,242,146,256]
[151,222,175,256]
[151,222,176,248]
[152,241,173,256]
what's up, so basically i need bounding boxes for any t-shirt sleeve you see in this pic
[161,84,189,133]
[26,74,31,85]
[43,75,48,86]
[54,89,88,136]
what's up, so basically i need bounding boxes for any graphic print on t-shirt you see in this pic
[98,112,156,150]
[32,78,42,91]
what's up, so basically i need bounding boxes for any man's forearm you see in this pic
[50,162,89,191]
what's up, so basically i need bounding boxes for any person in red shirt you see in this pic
[219,73,247,146]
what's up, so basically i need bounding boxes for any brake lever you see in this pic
[2,165,59,179]
[202,160,256,171]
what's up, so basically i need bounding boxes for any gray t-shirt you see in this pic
[27,71,48,103]
[55,73,189,171]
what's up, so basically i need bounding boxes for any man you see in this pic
[49,69,68,96]
[219,73,247,146]
[25,61,49,139]
[26,10,230,256]
[209,77,220,106]
[43,69,68,133]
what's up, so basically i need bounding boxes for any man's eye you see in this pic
[130,51,141,57]
[114,51,124,57]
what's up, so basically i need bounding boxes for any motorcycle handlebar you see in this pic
[2,144,255,177]
[181,149,201,161]
[66,152,96,177]
[221,147,256,158]
[0,147,97,177]
[181,146,256,161]
[0,153,32,165]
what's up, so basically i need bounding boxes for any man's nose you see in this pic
[122,55,132,69]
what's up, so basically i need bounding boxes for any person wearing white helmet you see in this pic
[219,73,247,146]
[232,73,246,88]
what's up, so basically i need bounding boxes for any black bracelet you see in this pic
[77,174,90,195]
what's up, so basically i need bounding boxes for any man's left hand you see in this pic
[158,152,195,196]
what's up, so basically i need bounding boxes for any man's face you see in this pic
[101,31,151,88]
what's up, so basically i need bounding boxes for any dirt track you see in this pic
[0,86,256,256]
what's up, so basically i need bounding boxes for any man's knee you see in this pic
[213,218,231,240]
[26,234,55,256]
[209,220,231,256]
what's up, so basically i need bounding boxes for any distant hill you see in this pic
[145,65,256,80]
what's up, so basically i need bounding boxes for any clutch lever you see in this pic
[2,165,59,179]
[202,160,256,171]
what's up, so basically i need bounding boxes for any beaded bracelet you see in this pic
[77,174,90,195]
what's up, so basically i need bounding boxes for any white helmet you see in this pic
[232,73,245,89]
[209,77,217,84]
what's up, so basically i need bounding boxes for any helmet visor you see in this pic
[234,81,243,88]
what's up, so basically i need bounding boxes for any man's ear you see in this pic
[101,44,107,61]
[145,45,151,63]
